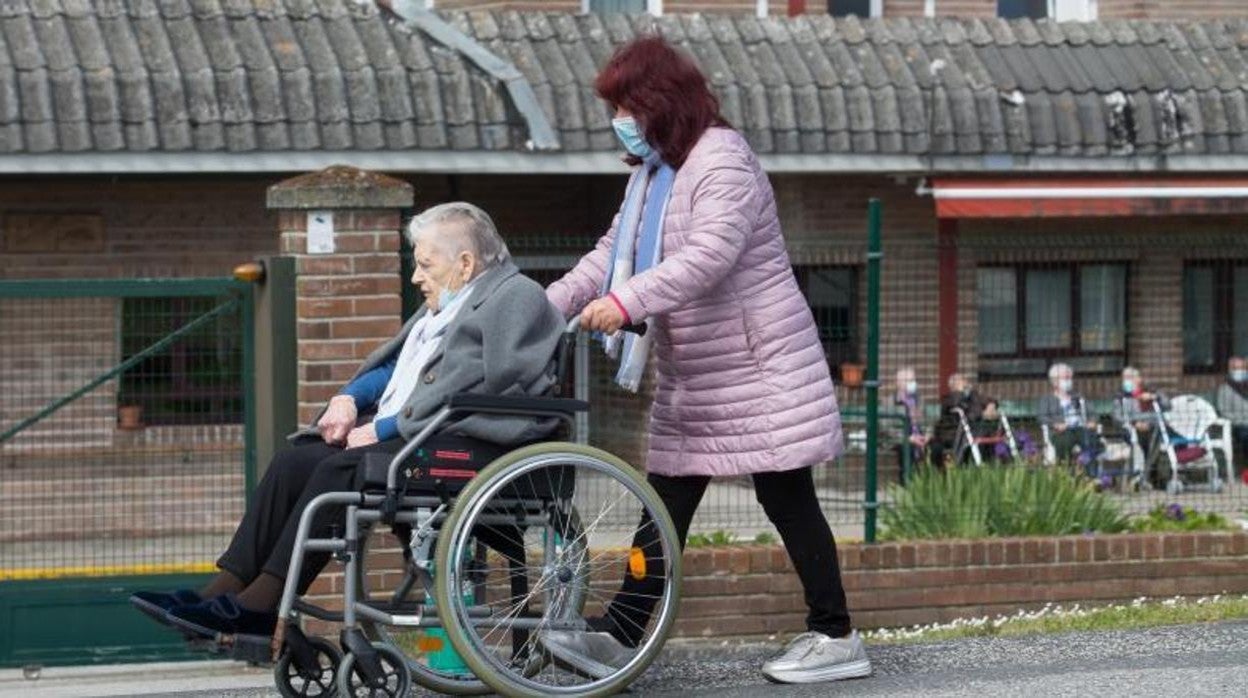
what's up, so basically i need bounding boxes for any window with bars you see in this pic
[827,0,875,17]
[976,263,1127,377]
[998,0,1048,17]
[1183,261,1248,373]
[794,265,859,377]
[586,0,647,13]
[998,0,1096,20]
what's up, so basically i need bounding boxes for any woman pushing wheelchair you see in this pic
[541,36,871,685]
[130,202,565,639]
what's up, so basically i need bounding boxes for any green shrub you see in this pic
[1128,504,1235,533]
[880,465,1129,541]
[686,530,737,547]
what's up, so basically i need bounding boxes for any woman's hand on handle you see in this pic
[318,395,357,445]
[580,297,627,334]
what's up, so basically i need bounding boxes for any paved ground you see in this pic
[5,620,1245,697]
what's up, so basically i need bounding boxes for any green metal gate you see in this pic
[0,277,255,667]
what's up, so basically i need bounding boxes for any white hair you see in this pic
[1048,363,1073,382]
[1122,366,1140,379]
[406,202,511,269]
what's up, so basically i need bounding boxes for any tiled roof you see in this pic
[4,1,1248,161]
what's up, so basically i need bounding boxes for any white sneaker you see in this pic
[541,630,634,679]
[761,630,872,684]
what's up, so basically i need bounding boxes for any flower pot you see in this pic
[118,404,144,430]
[839,362,865,388]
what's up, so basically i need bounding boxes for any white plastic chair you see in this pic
[1163,395,1233,491]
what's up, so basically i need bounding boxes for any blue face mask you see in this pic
[1122,379,1136,394]
[611,117,652,158]
[1232,370,1248,383]
[438,286,459,310]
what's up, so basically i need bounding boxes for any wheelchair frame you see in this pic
[194,323,683,698]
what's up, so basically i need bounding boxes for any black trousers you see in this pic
[216,436,405,595]
[600,466,853,646]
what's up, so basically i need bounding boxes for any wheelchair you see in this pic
[195,322,682,697]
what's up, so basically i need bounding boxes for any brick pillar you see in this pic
[266,166,414,427]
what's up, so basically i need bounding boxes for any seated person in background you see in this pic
[1038,363,1100,470]
[1215,356,1248,471]
[892,367,929,482]
[1112,366,1169,471]
[130,202,565,639]
[930,372,999,467]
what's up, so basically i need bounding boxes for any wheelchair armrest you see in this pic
[445,393,590,416]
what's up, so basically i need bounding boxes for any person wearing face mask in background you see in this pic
[930,372,999,468]
[1215,356,1248,476]
[1111,366,1169,482]
[1038,362,1100,470]
[130,203,564,640]
[543,36,871,685]
[892,367,929,482]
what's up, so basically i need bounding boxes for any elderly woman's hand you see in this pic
[580,296,626,334]
[318,395,357,445]
[346,424,379,449]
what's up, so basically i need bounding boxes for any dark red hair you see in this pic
[594,36,728,168]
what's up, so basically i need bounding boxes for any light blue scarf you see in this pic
[601,157,676,392]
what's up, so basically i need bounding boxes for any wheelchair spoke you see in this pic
[430,446,682,696]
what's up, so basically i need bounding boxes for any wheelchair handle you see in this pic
[563,317,648,336]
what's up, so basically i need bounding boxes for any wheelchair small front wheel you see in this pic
[435,442,682,698]
[335,643,411,698]
[274,636,341,698]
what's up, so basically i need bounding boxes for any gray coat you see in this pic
[293,261,566,446]
[1216,383,1248,424]
[1038,392,1088,428]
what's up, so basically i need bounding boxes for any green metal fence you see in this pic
[0,277,254,667]
[507,201,1248,546]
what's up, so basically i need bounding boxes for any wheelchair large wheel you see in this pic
[355,512,587,694]
[434,442,681,698]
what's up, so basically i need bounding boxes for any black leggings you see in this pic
[600,466,853,646]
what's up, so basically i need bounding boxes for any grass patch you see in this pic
[864,595,1248,645]
[685,530,777,547]
[1127,503,1237,533]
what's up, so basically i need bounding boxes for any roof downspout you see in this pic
[377,1,561,151]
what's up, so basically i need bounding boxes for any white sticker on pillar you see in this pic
[307,211,335,254]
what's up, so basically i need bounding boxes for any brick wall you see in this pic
[302,530,1248,640]
[960,216,1243,403]
[0,176,276,281]
[277,210,406,424]
[1,172,1241,464]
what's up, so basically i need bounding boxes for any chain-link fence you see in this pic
[0,279,252,581]
[511,214,1248,542]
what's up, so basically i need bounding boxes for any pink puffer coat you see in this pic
[547,127,843,477]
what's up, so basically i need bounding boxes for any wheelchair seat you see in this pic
[357,433,574,500]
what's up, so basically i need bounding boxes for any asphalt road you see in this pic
[6,621,1247,697]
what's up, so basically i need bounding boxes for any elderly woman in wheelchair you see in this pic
[130,203,681,697]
